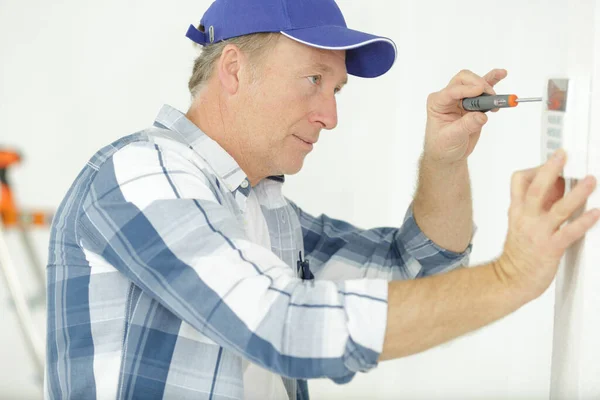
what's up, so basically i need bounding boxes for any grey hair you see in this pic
[188,31,280,98]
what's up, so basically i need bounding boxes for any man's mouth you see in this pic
[293,135,316,145]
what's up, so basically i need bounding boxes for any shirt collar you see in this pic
[153,104,249,192]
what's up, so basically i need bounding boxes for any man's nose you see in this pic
[312,93,338,130]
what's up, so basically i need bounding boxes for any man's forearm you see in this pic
[379,260,529,361]
[413,154,473,253]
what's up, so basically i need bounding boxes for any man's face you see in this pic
[236,35,347,178]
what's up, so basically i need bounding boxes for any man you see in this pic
[45,0,599,398]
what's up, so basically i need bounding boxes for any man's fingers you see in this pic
[553,208,600,251]
[483,69,508,88]
[548,176,597,230]
[524,149,567,213]
[435,69,507,109]
[542,177,566,211]
[448,69,495,94]
[510,166,541,204]
[436,84,487,107]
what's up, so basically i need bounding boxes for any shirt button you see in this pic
[240,180,249,189]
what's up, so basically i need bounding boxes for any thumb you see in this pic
[448,112,488,138]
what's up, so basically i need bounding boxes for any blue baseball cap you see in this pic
[185,0,397,78]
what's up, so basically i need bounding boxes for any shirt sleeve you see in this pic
[287,199,474,281]
[77,141,387,383]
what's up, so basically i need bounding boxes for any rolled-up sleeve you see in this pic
[396,203,474,277]
[289,200,474,282]
[78,141,388,383]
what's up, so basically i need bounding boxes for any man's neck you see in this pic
[186,90,265,186]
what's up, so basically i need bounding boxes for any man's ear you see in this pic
[217,44,244,95]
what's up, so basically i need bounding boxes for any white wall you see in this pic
[0,0,570,399]
[550,1,600,398]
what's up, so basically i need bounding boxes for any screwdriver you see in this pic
[462,93,543,112]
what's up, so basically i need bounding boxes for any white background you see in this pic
[0,0,573,399]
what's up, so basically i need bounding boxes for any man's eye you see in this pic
[308,75,322,85]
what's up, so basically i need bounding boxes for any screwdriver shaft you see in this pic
[515,97,542,103]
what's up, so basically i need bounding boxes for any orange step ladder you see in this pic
[0,149,53,379]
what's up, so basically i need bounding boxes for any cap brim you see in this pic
[281,26,397,78]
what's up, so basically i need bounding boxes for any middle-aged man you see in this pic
[45,0,600,399]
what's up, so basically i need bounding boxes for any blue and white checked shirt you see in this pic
[45,104,472,400]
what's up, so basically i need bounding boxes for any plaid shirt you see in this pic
[45,104,472,400]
